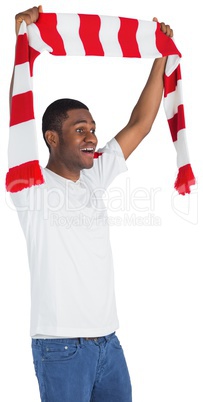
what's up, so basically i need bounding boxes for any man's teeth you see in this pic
[81,148,94,152]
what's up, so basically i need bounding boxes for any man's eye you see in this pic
[90,129,96,134]
[76,128,83,133]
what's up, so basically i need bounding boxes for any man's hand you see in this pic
[15,5,43,35]
[153,17,173,37]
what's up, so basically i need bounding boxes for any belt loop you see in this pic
[79,337,84,346]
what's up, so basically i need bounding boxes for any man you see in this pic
[9,6,173,402]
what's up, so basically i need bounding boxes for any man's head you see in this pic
[42,98,89,149]
[42,99,98,178]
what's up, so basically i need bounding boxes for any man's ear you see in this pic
[45,130,59,149]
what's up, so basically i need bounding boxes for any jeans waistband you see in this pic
[32,332,115,346]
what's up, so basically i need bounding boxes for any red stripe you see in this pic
[15,34,29,65]
[29,46,41,77]
[15,35,40,77]
[10,92,34,127]
[174,164,196,195]
[94,152,103,159]
[164,65,182,97]
[155,23,181,57]
[168,104,186,142]
[34,13,66,55]
[6,160,44,193]
[79,14,104,55]
[118,17,140,57]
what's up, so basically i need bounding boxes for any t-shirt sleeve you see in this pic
[82,138,128,189]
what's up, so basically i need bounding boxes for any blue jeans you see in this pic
[32,333,132,402]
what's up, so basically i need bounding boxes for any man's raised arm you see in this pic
[115,19,173,160]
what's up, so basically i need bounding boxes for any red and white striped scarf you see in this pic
[6,13,195,194]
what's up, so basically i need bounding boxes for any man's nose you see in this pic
[85,131,97,144]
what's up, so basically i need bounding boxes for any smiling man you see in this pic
[7,5,174,402]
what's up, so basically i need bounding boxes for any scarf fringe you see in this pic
[174,164,196,195]
[6,160,44,193]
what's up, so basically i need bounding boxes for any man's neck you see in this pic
[46,161,80,182]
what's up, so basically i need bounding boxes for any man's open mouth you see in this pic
[80,147,95,154]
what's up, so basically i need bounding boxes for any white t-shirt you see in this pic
[11,138,127,338]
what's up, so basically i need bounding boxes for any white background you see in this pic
[1,1,202,401]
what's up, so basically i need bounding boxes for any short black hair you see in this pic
[42,98,89,150]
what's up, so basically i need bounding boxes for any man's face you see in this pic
[55,108,98,173]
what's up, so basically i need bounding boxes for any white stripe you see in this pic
[163,80,183,119]
[8,120,38,168]
[27,23,53,53]
[12,63,32,96]
[56,14,85,55]
[136,20,162,58]
[99,16,122,57]
[165,54,180,76]
[18,20,27,36]
[174,129,190,168]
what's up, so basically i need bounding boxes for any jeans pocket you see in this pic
[43,342,79,362]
